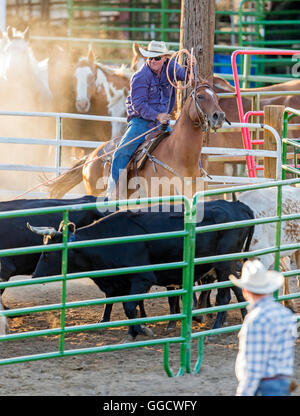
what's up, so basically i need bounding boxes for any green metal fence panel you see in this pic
[64,0,300,86]
[0,180,300,374]
[237,0,300,81]
[282,107,300,180]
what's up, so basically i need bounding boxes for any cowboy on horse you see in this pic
[106,40,194,199]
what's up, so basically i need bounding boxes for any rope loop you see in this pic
[166,48,195,90]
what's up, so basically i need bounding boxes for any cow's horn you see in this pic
[27,222,58,237]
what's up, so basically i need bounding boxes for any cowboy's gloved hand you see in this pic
[156,113,170,124]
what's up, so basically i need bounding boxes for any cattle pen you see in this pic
[0,178,299,380]
[0,0,300,397]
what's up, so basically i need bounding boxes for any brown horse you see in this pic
[48,79,225,198]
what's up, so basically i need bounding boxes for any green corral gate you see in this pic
[0,179,300,375]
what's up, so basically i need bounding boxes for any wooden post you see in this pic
[264,105,285,179]
[178,0,215,107]
[178,0,215,188]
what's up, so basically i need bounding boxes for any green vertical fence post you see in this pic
[242,54,251,88]
[273,185,283,301]
[67,0,74,37]
[59,210,69,354]
[282,110,289,180]
[161,0,169,42]
[275,186,282,274]
[178,200,196,375]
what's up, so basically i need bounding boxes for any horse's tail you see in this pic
[47,156,88,198]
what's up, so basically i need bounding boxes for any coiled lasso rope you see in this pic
[166,48,196,91]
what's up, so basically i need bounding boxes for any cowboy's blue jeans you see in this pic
[255,378,291,396]
[107,117,151,197]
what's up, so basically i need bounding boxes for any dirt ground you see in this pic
[0,275,299,397]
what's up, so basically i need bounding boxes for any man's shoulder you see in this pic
[133,64,151,80]
[250,297,294,325]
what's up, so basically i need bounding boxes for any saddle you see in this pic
[100,130,170,175]
[130,130,170,172]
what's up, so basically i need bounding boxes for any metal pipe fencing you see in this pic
[0,179,300,375]
[0,109,284,201]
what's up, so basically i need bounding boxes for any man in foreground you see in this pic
[230,259,298,396]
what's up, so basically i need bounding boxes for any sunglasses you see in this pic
[149,56,162,61]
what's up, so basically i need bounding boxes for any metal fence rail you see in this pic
[0,109,284,199]
[282,107,300,180]
[0,179,300,375]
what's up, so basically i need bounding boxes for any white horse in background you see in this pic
[0,26,52,111]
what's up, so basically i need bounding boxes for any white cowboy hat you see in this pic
[229,259,284,294]
[139,40,175,58]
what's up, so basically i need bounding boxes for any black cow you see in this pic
[30,200,254,340]
[0,195,102,293]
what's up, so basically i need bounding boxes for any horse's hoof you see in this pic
[140,325,154,337]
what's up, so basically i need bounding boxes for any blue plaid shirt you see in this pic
[235,296,297,396]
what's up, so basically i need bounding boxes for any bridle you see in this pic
[190,82,216,132]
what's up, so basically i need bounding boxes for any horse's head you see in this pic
[74,47,98,113]
[188,81,225,132]
[3,26,33,81]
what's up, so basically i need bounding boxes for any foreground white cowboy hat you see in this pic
[139,40,175,58]
[229,259,284,294]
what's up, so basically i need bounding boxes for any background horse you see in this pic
[0,26,52,111]
[47,79,225,199]
[47,45,131,161]
[48,44,75,114]
[73,46,130,139]
[0,26,56,192]
[209,75,300,176]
